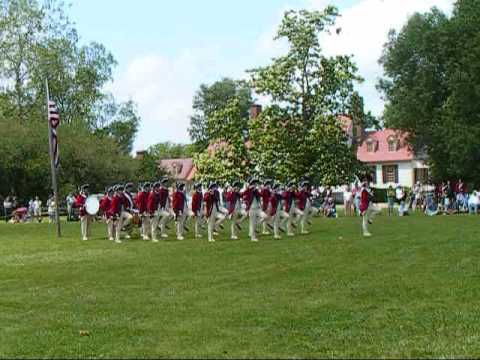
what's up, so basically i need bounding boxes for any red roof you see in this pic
[159,158,195,181]
[357,129,414,163]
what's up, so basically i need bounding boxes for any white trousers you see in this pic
[230,208,247,238]
[362,204,380,234]
[175,211,187,239]
[188,210,203,238]
[120,211,133,236]
[294,208,310,233]
[106,217,114,239]
[249,207,266,240]
[80,215,92,239]
[141,215,151,239]
[158,209,172,236]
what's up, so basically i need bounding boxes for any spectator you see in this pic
[47,195,56,223]
[33,196,42,223]
[66,192,75,221]
[343,185,353,217]
[3,195,13,223]
[386,185,395,216]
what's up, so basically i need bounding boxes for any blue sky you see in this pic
[69,0,453,151]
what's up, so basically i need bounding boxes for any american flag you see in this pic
[48,100,60,168]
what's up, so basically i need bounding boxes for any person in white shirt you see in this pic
[343,185,353,217]
[33,196,42,223]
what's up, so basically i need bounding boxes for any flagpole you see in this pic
[46,79,61,237]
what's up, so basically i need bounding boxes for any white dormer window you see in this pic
[388,136,398,152]
[367,139,375,152]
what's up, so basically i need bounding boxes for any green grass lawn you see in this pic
[1,213,479,358]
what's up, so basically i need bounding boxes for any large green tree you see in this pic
[0,0,141,199]
[248,7,363,185]
[378,0,480,183]
[193,98,252,184]
[188,78,253,152]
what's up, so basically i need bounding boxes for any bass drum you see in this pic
[85,196,100,216]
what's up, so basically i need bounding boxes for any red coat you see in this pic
[359,188,370,214]
[204,192,215,217]
[147,191,159,215]
[269,194,281,216]
[172,191,186,213]
[260,188,271,212]
[158,188,169,209]
[99,195,112,215]
[136,191,148,214]
[108,194,125,218]
[282,191,295,212]
[226,190,241,215]
[74,194,87,217]
[296,190,309,211]
[191,191,202,214]
[242,188,260,212]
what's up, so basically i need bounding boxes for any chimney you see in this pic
[250,104,262,119]
[135,150,147,160]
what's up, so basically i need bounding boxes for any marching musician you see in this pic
[359,180,379,237]
[74,184,92,241]
[136,182,151,240]
[147,182,161,243]
[158,177,172,239]
[172,182,187,241]
[226,181,245,240]
[108,184,126,244]
[189,183,204,239]
[121,182,135,239]
[242,178,263,242]
[282,181,296,237]
[260,180,273,235]
[212,183,226,234]
[295,180,311,235]
[204,182,218,242]
[100,187,114,241]
[268,183,283,240]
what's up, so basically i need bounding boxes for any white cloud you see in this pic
[311,0,455,114]
[109,46,227,151]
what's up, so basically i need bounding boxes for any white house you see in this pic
[356,129,429,189]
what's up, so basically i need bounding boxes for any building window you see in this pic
[367,139,375,152]
[382,165,399,184]
[388,137,397,152]
[414,168,429,184]
[369,166,377,184]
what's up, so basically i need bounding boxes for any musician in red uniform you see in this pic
[108,184,127,244]
[281,181,296,236]
[204,182,218,242]
[295,181,310,235]
[136,182,151,240]
[172,182,187,240]
[120,182,135,240]
[242,178,263,242]
[226,181,245,240]
[189,183,203,239]
[147,182,161,242]
[74,184,91,241]
[100,187,114,241]
[269,183,284,239]
[158,177,171,239]
[260,180,273,235]
[359,180,379,237]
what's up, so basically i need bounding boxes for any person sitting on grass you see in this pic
[323,196,337,218]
